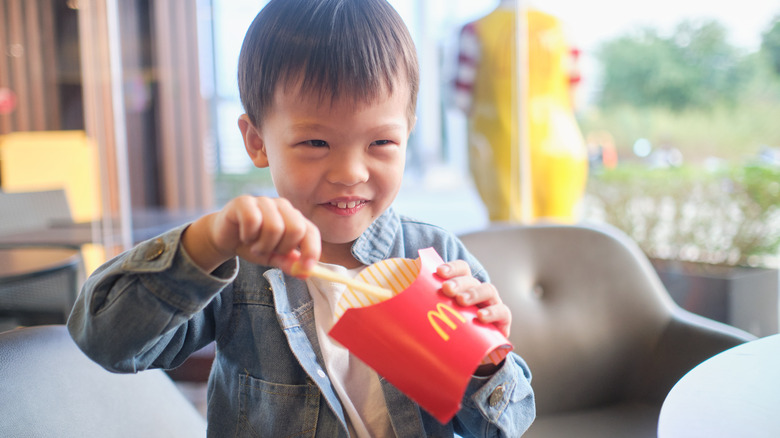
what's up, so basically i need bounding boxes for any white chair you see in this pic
[0,325,207,437]
[0,189,73,235]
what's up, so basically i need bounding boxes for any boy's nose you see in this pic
[327,150,370,186]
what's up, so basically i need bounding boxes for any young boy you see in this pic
[68,0,535,436]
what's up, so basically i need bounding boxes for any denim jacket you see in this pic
[68,208,535,437]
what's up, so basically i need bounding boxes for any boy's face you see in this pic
[241,80,412,262]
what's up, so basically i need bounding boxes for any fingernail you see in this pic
[439,264,451,275]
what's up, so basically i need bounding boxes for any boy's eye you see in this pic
[304,139,328,147]
[371,140,392,146]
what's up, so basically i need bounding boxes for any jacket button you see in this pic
[144,239,166,261]
[489,385,505,407]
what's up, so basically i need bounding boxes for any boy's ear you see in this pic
[238,114,269,168]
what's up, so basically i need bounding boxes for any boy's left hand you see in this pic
[436,260,511,339]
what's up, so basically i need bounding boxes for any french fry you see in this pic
[292,263,394,301]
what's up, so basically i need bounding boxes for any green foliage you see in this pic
[761,16,780,76]
[577,99,780,163]
[597,20,751,111]
[214,168,275,204]
[585,164,780,268]
[583,15,780,268]
[585,15,780,160]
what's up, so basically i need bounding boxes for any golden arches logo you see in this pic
[427,303,467,341]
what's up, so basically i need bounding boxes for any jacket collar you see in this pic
[351,207,401,266]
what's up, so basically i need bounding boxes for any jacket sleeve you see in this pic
[444,234,537,436]
[67,224,237,374]
[455,352,536,437]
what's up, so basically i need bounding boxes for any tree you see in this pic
[597,20,747,111]
[761,16,780,77]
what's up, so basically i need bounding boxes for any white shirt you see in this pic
[306,263,395,438]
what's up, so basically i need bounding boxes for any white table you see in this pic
[658,333,780,437]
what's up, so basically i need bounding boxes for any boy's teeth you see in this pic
[335,201,358,209]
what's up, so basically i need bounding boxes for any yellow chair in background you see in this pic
[0,130,100,223]
[0,131,104,274]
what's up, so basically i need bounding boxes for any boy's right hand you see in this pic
[182,195,321,275]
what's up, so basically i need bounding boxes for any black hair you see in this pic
[238,0,419,127]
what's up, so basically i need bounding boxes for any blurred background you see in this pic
[1,0,779,336]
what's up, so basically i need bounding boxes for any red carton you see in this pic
[329,247,512,423]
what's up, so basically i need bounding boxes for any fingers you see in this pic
[446,280,512,338]
[297,220,322,269]
[232,195,264,244]
[280,221,321,274]
[436,260,471,279]
[477,300,512,338]
[248,197,298,256]
[216,196,321,271]
[438,261,512,338]
[466,283,511,338]
[444,280,499,308]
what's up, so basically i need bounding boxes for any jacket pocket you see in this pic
[236,372,320,437]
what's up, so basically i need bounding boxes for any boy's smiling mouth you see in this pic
[324,198,368,215]
[332,200,364,209]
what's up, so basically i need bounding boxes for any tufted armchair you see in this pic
[459,222,755,437]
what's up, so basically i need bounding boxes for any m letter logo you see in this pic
[427,303,467,341]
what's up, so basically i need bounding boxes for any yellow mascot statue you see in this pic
[454,2,588,222]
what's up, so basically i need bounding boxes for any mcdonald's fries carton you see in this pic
[329,247,513,423]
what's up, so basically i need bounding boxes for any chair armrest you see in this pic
[632,309,755,403]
